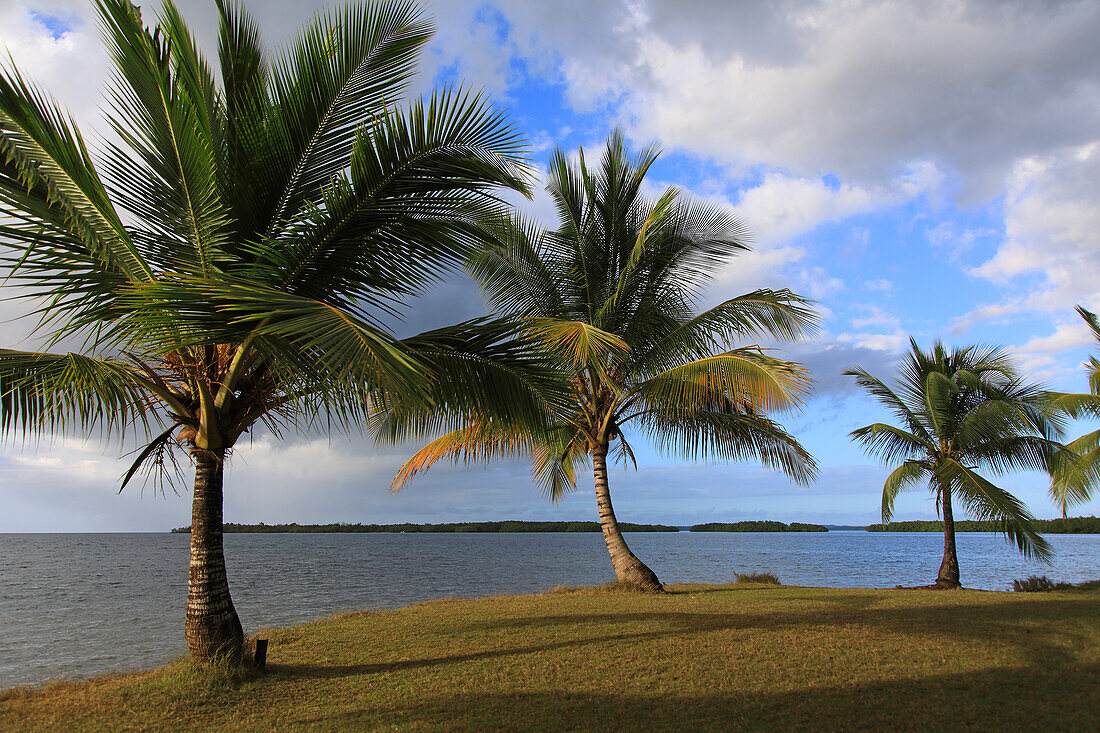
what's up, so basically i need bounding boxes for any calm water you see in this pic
[1,530,1098,688]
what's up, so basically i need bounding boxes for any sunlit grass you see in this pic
[3,584,1098,731]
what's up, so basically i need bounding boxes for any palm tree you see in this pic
[386,132,819,591]
[0,0,548,662]
[1048,306,1100,517]
[845,339,1064,588]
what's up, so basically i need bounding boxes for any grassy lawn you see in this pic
[3,584,1099,731]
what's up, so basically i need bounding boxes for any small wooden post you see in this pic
[254,639,268,670]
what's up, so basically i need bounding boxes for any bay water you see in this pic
[2,530,1098,688]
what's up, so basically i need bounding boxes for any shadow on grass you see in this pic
[296,661,1100,731]
[274,592,1097,683]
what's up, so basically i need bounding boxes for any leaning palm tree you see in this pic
[1047,306,1100,517]
[385,132,819,591]
[0,0,549,662]
[845,339,1064,588]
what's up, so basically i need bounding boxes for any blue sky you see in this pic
[1,0,1099,531]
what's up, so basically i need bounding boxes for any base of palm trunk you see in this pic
[185,612,245,661]
[614,555,664,593]
[934,578,962,590]
[186,448,245,663]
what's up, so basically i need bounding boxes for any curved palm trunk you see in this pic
[186,449,245,661]
[593,444,663,592]
[936,486,961,589]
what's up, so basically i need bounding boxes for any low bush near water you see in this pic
[1011,576,1100,592]
[735,572,781,585]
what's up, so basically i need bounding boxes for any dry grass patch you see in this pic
[3,584,1098,731]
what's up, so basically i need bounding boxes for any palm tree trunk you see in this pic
[186,448,245,661]
[592,443,663,592]
[936,485,961,589]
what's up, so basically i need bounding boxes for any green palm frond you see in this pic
[634,289,818,375]
[264,0,432,233]
[252,87,531,306]
[0,58,150,284]
[1049,429,1100,514]
[641,409,818,485]
[936,457,1053,562]
[524,424,589,501]
[881,460,929,523]
[97,0,231,275]
[0,349,159,440]
[850,423,933,465]
[842,366,931,443]
[467,214,565,318]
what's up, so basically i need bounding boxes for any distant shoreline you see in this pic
[169,520,828,534]
[164,516,1100,534]
[866,517,1100,534]
[171,521,680,534]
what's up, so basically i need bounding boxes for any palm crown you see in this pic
[1048,306,1100,515]
[846,339,1064,575]
[0,0,544,467]
[390,132,819,588]
[0,0,548,660]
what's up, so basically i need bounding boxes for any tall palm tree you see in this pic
[386,132,819,591]
[1048,306,1100,517]
[845,339,1064,588]
[0,0,549,662]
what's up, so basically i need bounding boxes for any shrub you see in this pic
[735,572,781,585]
[1012,576,1083,592]
[1013,576,1054,592]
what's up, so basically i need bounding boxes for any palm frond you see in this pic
[640,409,818,485]
[850,423,934,465]
[98,0,231,274]
[264,0,433,232]
[0,55,150,284]
[843,366,930,443]
[631,348,812,418]
[390,423,531,492]
[936,456,1053,562]
[881,460,929,523]
[253,87,531,305]
[0,349,158,440]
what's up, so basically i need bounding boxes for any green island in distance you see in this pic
[169,520,829,533]
[170,517,1100,534]
[865,516,1100,534]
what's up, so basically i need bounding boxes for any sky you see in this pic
[2,0,1099,531]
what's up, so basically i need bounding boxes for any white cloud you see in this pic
[1016,320,1095,356]
[837,328,908,353]
[704,168,933,298]
[799,266,845,300]
[959,142,1100,331]
[490,0,1100,197]
[732,172,886,246]
[849,304,900,330]
[864,279,894,293]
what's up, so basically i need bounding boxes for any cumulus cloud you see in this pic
[703,168,936,298]
[955,142,1100,341]
[836,329,908,354]
[974,144,1100,303]
[489,0,1100,196]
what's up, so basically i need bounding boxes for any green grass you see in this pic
[3,584,1099,731]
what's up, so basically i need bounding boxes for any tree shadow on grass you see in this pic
[295,661,1100,731]
[273,593,1098,682]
